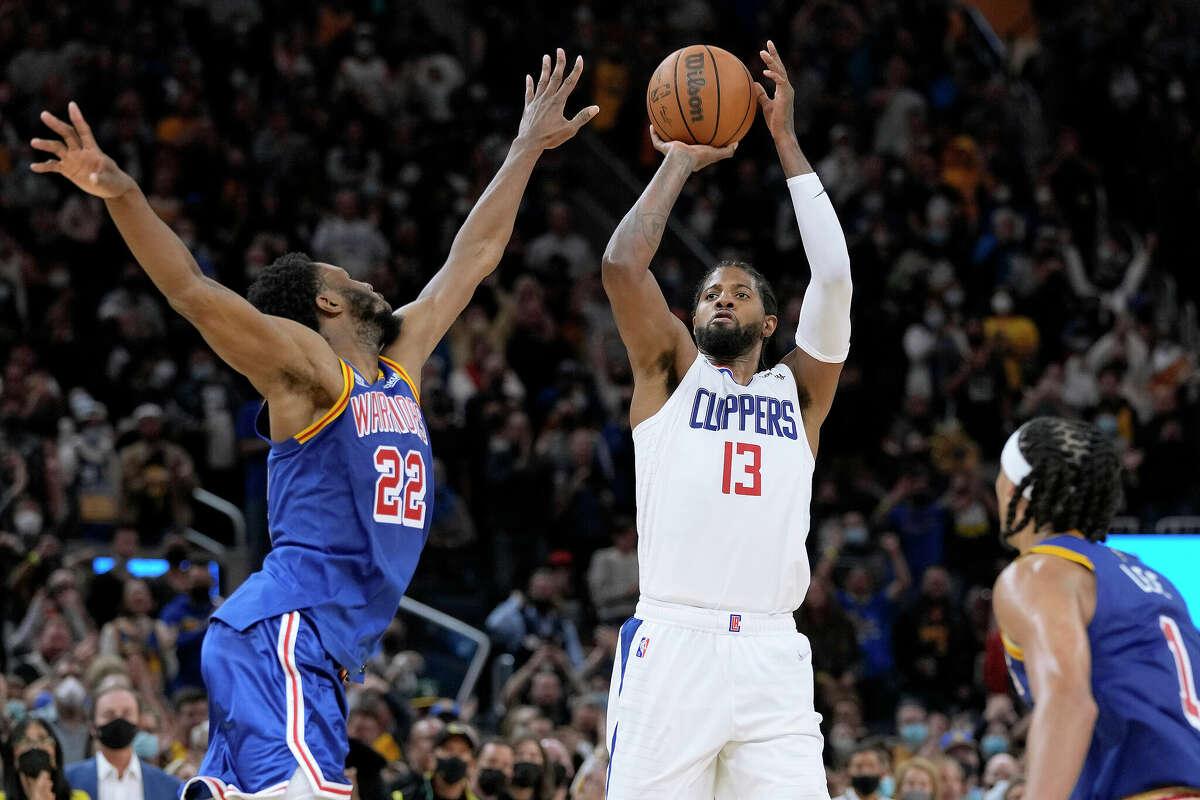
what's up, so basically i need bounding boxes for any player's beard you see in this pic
[695,318,761,362]
[346,287,401,350]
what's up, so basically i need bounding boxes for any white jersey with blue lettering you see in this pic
[632,353,815,614]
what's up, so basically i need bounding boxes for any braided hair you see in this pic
[1002,417,1123,542]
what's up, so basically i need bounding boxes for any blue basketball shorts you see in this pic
[183,612,353,799]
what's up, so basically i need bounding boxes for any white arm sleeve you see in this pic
[789,172,852,363]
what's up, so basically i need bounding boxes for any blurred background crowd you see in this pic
[1,0,1199,798]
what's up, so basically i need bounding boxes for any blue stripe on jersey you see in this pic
[214,358,433,677]
[617,616,643,695]
[1006,535,1200,799]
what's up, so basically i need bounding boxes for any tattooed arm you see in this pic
[601,128,736,426]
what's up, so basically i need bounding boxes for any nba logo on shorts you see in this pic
[729,614,741,632]
[636,637,649,658]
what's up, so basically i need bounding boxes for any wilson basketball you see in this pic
[646,45,757,148]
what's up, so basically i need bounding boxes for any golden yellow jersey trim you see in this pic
[295,360,353,443]
[1025,543,1096,572]
[378,355,420,404]
[1001,631,1025,662]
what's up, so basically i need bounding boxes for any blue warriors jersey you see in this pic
[1003,535,1200,799]
[214,356,433,678]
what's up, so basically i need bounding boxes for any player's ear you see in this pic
[762,314,778,338]
[315,291,342,317]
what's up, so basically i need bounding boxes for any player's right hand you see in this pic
[30,101,134,199]
[650,125,737,173]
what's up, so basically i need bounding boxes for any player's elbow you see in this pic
[167,279,214,320]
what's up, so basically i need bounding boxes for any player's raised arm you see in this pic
[384,48,598,379]
[993,555,1099,800]
[30,103,342,421]
[757,41,853,448]
[601,128,735,418]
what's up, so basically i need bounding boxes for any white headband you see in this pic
[1001,427,1034,499]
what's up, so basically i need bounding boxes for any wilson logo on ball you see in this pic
[684,52,706,122]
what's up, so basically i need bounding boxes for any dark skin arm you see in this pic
[757,40,848,454]
[993,554,1099,799]
[601,131,736,428]
[31,103,344,441]
[384,49,597,386]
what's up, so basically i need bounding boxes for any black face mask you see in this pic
[435,755,468,785]
[851,774,881,797]
[97,718,138,750]
[190,586,212,605]
[17,748,53,778]
[511,761,543,788]
[552,761,568,787]
[477,768,508,796]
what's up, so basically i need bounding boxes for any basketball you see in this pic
[646,45,757,148]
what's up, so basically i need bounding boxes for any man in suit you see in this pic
[66,686,182,800]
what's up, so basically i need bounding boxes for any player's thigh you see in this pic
[605,619,726,799]
[715,736,829,799]
[731,630,823,737]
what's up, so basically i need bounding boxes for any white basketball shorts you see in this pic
[604,597,829,799]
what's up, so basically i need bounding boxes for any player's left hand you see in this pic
[517,48,600,152]
[753,40,796,142]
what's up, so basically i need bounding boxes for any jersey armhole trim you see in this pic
[1000,630,1025,662]
[378,355,421,404]
[295,360,353,444]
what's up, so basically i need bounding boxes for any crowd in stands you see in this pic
[1,1,1198,798]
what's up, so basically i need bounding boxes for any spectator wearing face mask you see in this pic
[938,731,980,793]
[895,756,941,800]
[47,677,90,765]
[13,619,74,685]
[892,697,929,763]
[405,723,480,800]
[64,685,181,800]
[2,717,90,800]
[509,737,554,800]
[835,745,891,800]
[472,739,514,800]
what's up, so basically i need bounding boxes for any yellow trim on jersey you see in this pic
[1122,787,1200,800]
[1001,631,1025,662]
[1026,544,1095,572]
[378,355,420,403]
[295,360,353,443]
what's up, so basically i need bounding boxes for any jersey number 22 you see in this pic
[373,446,427,527]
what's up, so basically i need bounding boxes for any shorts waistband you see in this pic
[634,597,797,635]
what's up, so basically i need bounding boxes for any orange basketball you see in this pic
[646,45,757,148]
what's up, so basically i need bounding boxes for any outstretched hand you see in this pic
[30,102,134,199]
[518,48,600,151]
[649,125,737,173]
[753,40,796,141]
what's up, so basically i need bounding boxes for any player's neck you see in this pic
[1015,527,1083,554]
[326,333,381,383]
[704,350,760,386]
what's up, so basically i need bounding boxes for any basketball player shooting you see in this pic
[30,50,597,800]
[600,41,849,798]
[992,417,1200,800]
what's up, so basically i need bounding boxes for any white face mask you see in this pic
[15,510,43,537]
[54,676,87,710]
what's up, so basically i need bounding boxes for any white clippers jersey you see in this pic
[632,354,815,614]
